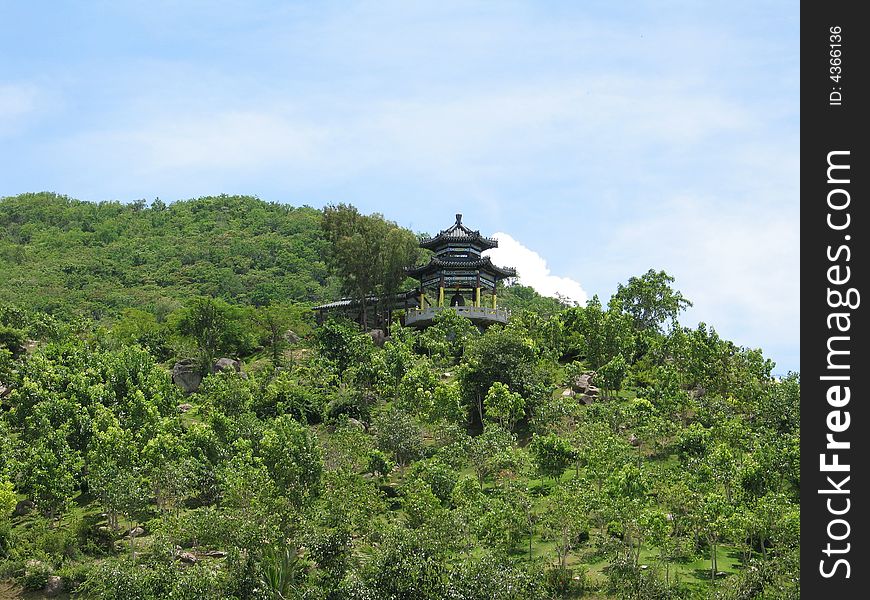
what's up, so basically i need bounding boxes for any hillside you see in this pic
[0,194,799,600]
[0,193,336,318]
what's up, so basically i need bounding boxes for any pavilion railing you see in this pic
[404,305,510,325]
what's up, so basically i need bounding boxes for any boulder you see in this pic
[126,526,145,538]
[171,359,202,394]
[561,388,575,397]
[368,329,386,347]
[213,357,242,373]
[177,403,193,413]
[284,329,301,345]
[202,550,228,558]
[578,394,595,405]
[176,549,198,564]
[629,434,640,447]
[0,382,10,398]
[571,373,595,392]
[43,575,63,597]
[346,417,365,430]
[14,499,35,516]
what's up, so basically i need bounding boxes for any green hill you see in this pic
[0,192,336,319]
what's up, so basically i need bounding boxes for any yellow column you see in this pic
[419,291,425,309]
[492,293,497,309]
[475,287,480,307]
[439,286,444,307]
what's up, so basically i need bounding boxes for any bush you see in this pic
[58,561,93,593]
[543,565,587,597]
[22,558,52,591]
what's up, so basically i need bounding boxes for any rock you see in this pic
[346,417,365,430]
[585,386,600,397]
[213,357,241,373]
[368,329,386,347]
[126,526,145,537]
[177,403,193,413]
[202,550,228,558]
[629,434,640,447]
[14,499,35,516]
[561,388,575,397]
[284,329,301,345]
[43,575,63,597]
[172,359,203,394]
[177,550,198,564]
[571,372,595,392]
[578,394,595,405]
[0,382,10,398]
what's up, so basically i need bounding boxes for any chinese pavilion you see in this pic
[405,214,516,327]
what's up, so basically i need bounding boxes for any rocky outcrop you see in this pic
[571,371,600,404]
[171,359,203,394]
[14,499,35,516]
[44,575,63,597]
[172,358,247,393]
[368,329,386,347]
[213,357,242,373]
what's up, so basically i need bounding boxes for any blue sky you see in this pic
[0,1,799,373]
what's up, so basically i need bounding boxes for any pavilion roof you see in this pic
[419,213,499,250]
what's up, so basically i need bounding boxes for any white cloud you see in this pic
[486,232,588,305]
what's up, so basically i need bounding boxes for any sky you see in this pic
[0,1,799,373]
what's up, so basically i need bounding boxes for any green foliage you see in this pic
[612,269,692,332]
[259,415,323,505]
[373,407,423,467]
[0,196,798,599]
[0,193,332,316]
[174,296,255,372]
[322,204,419,329]
[529,433,575,480]
[483,382,526,431]
[459,325,548,428]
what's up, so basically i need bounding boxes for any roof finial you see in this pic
[455,213,462,225]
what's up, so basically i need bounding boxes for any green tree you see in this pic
[19,426,81,523]
[483,382,525,431]
[373,407,423,467]
[259,415,323,505]
[175,296,252,373]
[529,433,575,481]
[322,204,419,330]
[612,269,692,332]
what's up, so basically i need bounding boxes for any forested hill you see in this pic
[0,193,336,318]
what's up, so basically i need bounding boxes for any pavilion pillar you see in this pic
[492,293,497,309]
[419,290,426,309]
[474,273,481,307]
[439,286,444,307]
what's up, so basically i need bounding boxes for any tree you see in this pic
[373,407,423,467]
[612,269,692,332]
[87,409,141,530]
[19,425,81,524]
[322,204,419,330]
[175,296,251,373]
[568,295,636,369]
[259,415,323,506]
[255,303,308,366]
[459,326,548,429]
[597,353,628,398]
[544,483,590,568]
[483,382,525,431]
[529,433,575,481]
